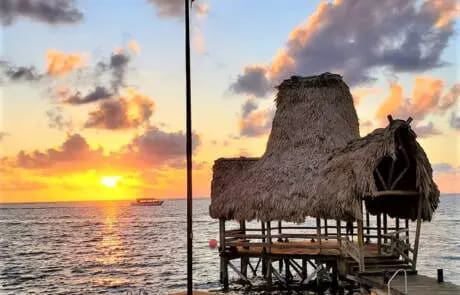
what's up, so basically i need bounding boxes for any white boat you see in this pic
[131,198,164,206]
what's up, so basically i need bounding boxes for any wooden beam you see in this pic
[413,195,423,270]
[366,190,419,197]
[228,261,252,286]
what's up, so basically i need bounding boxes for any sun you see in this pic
[100,176,121,188]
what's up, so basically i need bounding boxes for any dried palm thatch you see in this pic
[209,73,439,223]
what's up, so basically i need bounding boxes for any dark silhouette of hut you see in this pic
[209,73,439,291]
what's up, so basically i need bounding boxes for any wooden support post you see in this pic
[222,257,229,290]
[239,220,248,277]
[261,221,267,277]
[266,257,272,290]
[357,219,365,272]
[377,214,382,255]
[358,201,365,272]
[365,210,370,243]
[302,258,307,280]
[336,219,342,249]
[395,217,400,240]
[324,219,328,240]
[219,219,226,286]
[413,195,423,270]
[278,220,283,272]
[383,213,388,244]
[316,217,322,248]
[405,218,410,251]
[285,258,292,282]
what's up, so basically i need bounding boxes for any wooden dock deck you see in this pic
[358,274,460,294]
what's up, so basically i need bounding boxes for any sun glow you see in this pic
[100,176,122,188]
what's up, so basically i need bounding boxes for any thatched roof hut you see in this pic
[210,73,439,223]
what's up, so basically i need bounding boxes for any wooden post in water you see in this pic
[266,222,272,289]
[413,195,423,270]
[219,219,228,290]
[240,220,248,277]
[358,202,365,272]
[261,221,267,277]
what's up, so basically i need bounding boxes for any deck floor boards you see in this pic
[363,274,460,294]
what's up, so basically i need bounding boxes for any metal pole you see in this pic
[185,0,193,294]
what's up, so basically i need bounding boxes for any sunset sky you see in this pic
[0,0,459,203]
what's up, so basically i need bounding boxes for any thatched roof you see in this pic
[209,73,439,223]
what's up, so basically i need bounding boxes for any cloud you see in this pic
[239,99,274,137]
[450,112,460,130]
[432,162,456,174]
[46,49,86,76]
[439,83,460,112]
[1,0,83,26]
[127,40,141,54]
[0,132,9,142]
[13,126,201,171]
[230,65,272,97]
[85,89,154,129]
[352,87,382,106]
[0,62,42,82]
[63,86,112,105]
[231,0,458,97]
[147,0,209,19]
[17,134,103,169]
[432,162,460,193]
[413,121,441,138]
[46,107,73,131]
[120,127,201,167]
[376,77,458,122]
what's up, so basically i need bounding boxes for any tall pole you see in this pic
[185,0,193,294]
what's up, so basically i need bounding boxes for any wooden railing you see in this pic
[382,229,415,268]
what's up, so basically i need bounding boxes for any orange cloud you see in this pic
[376,77,458,122]
[412,77,443,118]
[85,88,155,129]
[429,0,460,28]
[46,49,86,76]
[375,83,404,120]
[127,40,141,54]
[352,87,382,106]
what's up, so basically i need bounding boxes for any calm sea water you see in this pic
[0,196,459,294]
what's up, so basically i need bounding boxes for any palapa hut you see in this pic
[209,73,440,289]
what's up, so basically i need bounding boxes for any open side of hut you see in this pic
[209,73,440,288]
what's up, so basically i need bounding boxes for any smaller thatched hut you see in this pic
[210,73,440,287]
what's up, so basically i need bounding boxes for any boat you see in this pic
[131,198,164,206]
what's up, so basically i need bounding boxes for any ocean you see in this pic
[1,195,459,294]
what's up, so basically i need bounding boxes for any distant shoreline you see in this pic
[0,194,458,205]
[0,196,211,205]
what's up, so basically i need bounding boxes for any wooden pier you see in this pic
[357,273,460,294]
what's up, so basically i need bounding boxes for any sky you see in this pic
[0,0,458,203]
